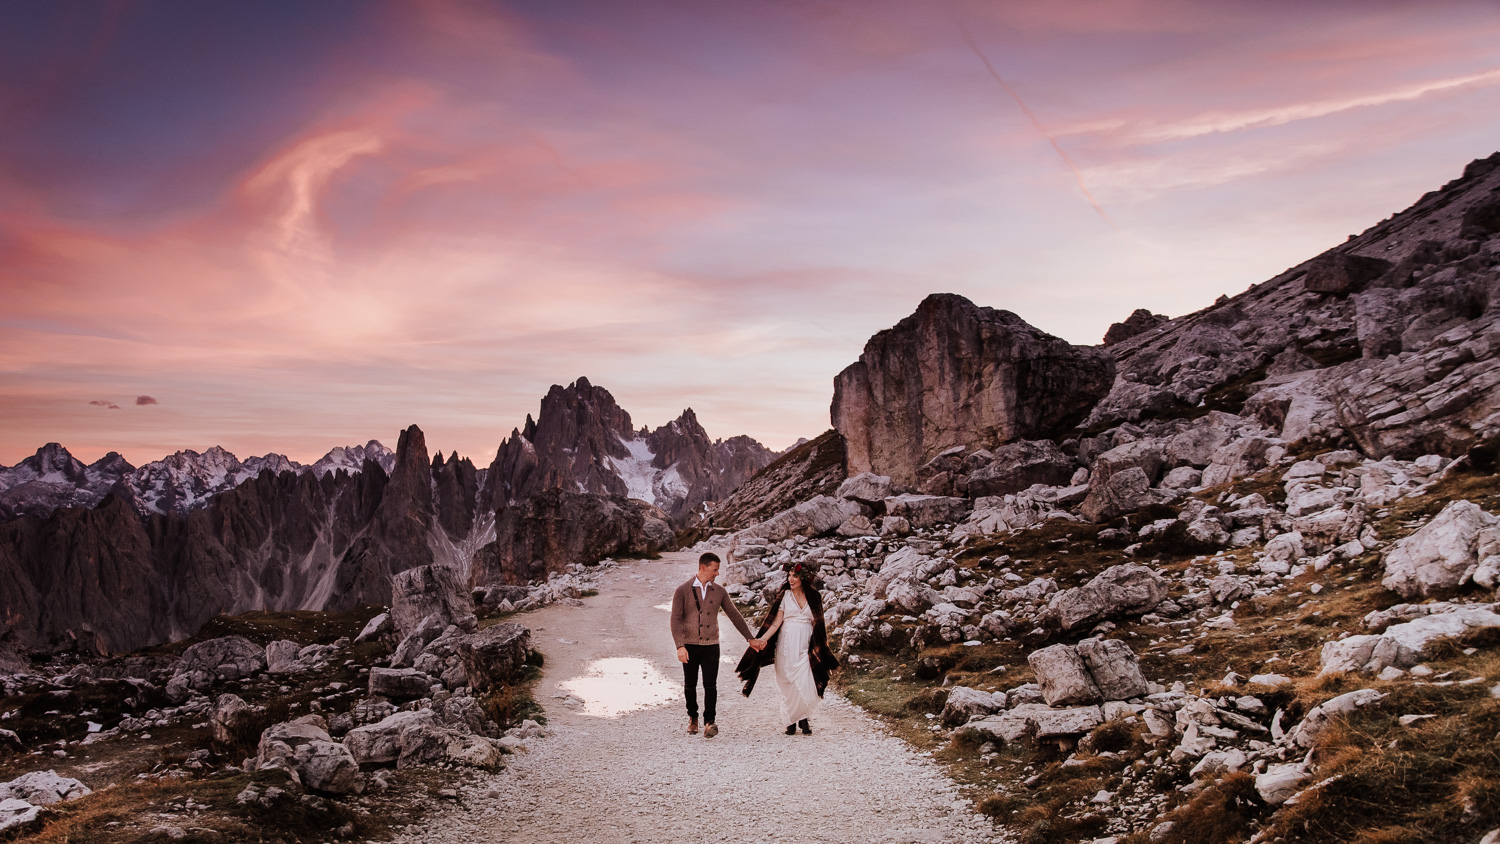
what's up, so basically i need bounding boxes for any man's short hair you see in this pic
[699,552,721,566]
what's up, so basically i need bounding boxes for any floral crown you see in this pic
[785,561,818,581]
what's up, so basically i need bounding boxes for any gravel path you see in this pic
[389,552,1005,843]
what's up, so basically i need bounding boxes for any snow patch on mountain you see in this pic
[608,436,659,505]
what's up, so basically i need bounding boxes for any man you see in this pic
[670,552,763,738]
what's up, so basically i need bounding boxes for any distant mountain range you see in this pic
[0,380,778,653]
[0,379,774,527]
[0,441,396,522]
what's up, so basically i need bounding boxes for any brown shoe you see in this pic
[704,723,719,738]
[688,717,699,734]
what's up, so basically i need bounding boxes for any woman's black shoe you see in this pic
[798,719,811,735]
[785,724,797,735]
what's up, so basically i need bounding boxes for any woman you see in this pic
[736,561,840,734]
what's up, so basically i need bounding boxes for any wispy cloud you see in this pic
[88,400,120,410]
[1065,67,1500,145]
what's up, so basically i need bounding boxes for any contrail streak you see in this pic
[957,26,1119,231]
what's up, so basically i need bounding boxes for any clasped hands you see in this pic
[676,639,767,663]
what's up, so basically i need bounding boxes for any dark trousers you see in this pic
[682,643,720,723]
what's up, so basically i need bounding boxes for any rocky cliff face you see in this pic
[685,429,848,545]
[832,293,1115,488]
[1084,152,1500,459]
[487,378,775,526]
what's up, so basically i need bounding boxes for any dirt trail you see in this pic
[390,551,1003,844]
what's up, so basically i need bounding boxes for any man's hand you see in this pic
[677,646,689,663]
[750,638,766,651]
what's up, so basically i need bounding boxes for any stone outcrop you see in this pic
[1381,500,1500,598]
[1043,565,1169,631]
[473,489,673,586]
[1103,308,1169,346]
[964,440,1076,497]
[683,430,847,548]
[832,294,1114,488]
[166,636,267,702]
[390,565,477,639]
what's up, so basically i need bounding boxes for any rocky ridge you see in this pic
[0,440,396,521]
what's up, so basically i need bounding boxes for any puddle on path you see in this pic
[559,657,679,718]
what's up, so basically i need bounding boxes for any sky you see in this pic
[3,0,1500,467]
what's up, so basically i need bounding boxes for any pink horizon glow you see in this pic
[3,0,1500,466]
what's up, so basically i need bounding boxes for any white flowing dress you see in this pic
[773,591,820,726]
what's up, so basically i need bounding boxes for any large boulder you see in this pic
[1043,564,1169,631]
[965,440,1076,497]
[831,293,1114,488]
[1029,638,1148,706]
[390,565,477,640]
[1320,604,1500,674]
[344,710,500,770]
[211,693,254,745]
[369,667,438,700]
[1029,644,1101,706]
[457,622,531,692]
[345,710,432,765]
[883,495,968,529]
[1382,500,1500,599]
[939,687,1006,727]
[0,771,90,805]
[255,715,332,773]
[739,495,862,543]
[294,740,365,794]
[165,636,267,702]
[1079,466,1153,523]
[837,473,893,505]
[265,640,303,674]
[1076,637,1149,701]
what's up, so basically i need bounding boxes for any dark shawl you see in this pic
[735,584,840,698]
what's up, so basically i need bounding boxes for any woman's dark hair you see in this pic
[784,560,821,588]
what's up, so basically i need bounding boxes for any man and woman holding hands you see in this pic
[668,552,840,738]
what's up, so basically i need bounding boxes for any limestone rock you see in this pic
[166,636,267,702]
[390,565,477,640]
[255,716,332,773]
[832,293,1113,488]
[1043,564,1169,631]
[1029,644,1101,706]
[293,740,364,794]
[883,494,968,529]
[211,693,253,745]
[345,711,433,765]
[940,687,1005,727]
[1079,466,1153,523]
[1289,689,1385,748]
[965,440,1076,497]
[1076,637,1149,701]
[368,667,437,700]
[1256,762,1312,805]
[0,771,90,805]
[456,622,531,692]
[836,473,893,505]
[1320,605,1500,674]
[1381,500,1500,599]
[265,640,303,674]
[355,613,392,643]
